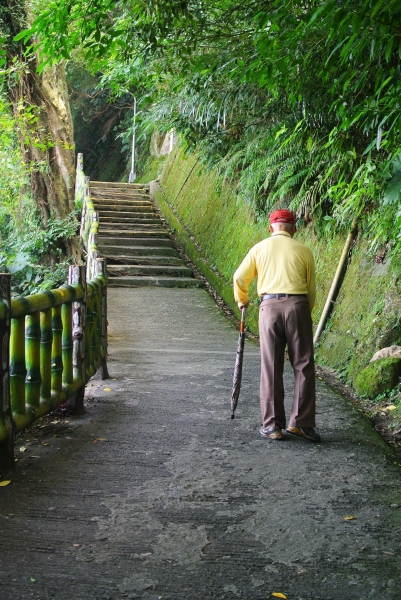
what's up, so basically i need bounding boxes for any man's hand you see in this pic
[238,302,249,310]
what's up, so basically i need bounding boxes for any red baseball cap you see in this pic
[269,209,296,225]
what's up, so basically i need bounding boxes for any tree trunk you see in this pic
[5,0,82,261]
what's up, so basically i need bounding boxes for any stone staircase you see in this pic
[91,181,200,287]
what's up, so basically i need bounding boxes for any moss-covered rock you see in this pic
[354,358,401,398]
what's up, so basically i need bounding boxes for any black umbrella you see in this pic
[230,307,247,419]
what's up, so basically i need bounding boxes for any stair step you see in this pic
[100,222,162,230]
[107,255,183,265]
[90,181,150,190]
[92,194,151,202]
[93,202,153,211]
[98,229,169,238]
[99,245,179,256]
[99,237,175,247]
[101,219,161,226]
[107,265,192,277]
[108,276,202,288]
[98,213,158,221]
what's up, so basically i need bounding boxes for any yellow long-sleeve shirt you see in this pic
[233,231,316,310]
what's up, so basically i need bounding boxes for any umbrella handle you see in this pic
[240,307,247,333]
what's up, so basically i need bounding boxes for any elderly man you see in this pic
[233,209,320,442]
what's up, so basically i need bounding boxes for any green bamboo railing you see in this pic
[77,153,99,281]
[0,153,109,469]
[0,262,108,469]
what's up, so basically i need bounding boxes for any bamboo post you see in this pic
[68,265,87,413]
[314,216,358,345]
[91,251,99,281]
[75,153,84,206]
[89,285,99,367]
[40,308,52,408]
[101,259,108,363]
[80,175,91,242]
[85,293,94,377]
[51,306,63,397]
[10,316,26,418]
[94,258,109,379]
[25,313,41,415]
[61,302,73,385]
[76,152,83,173]
[87,211,99,282]
[0,274,14,470]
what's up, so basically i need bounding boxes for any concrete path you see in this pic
[1,287,401,600]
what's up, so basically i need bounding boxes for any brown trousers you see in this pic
[259,295,316,429]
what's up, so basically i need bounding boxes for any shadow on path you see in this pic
[1,288,401,600]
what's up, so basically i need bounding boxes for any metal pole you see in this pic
[128,97,137,183]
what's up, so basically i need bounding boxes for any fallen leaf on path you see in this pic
[344,515,356,521]
[393,462,401,467]
[30,577,36,582]
[272,594,287,599]
[19,447,26,452]
[386,405,397,411]
[0,480,11,487]
[103,388,111,392]
[72,544,81,547]
[43,443,50,446]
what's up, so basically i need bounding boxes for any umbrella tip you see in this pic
[231,413,235,419]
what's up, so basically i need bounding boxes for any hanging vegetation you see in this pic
[10,0,401,255]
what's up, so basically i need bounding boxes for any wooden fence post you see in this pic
[0,274,14,470]
[67,265,87,413]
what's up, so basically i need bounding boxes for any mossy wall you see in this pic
[145,146,401,390]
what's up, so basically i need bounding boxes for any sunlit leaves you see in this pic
[10,0,401,254]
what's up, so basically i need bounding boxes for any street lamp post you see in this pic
[128,97,137,183]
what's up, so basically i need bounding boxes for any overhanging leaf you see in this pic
[383,154,401,204]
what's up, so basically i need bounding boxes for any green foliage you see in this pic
[67,64,130,181]
[0,95,25,210]
[12,0,401,253]
[158,149,401,397]
[354,358,401,399]
[2,198,77,296]
[0,93,75,296]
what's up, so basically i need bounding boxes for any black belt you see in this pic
[260,294,307,300]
